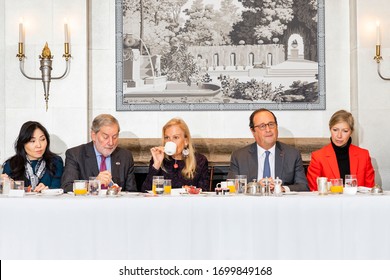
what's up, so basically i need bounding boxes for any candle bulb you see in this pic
[376,21,381,46]
[64,22,69,43]
[19,20,24,43]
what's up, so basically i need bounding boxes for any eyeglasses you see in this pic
[253,122,277,130]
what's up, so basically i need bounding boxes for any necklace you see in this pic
[173,159,178,169]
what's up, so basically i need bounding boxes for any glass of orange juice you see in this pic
[152,176,164,194]
[73,180,88,196]
[163,179,172,195]
[330,178,343,194]
[227,179,236,194]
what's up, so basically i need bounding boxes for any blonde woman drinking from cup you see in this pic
[141,118,209,191]
[307,110,375,191]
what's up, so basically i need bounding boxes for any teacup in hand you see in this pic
[164,141,177,156]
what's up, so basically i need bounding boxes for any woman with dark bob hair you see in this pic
[1,121,64,191]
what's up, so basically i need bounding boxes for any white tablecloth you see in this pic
[1,192,390,260]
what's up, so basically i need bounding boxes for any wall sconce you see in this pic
[373,21,390,80]
[16,19,72,110]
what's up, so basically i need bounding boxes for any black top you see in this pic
[331,137,351,180]
[141,153,209,191]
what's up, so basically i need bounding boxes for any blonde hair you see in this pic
[162,118,196,179]
[329,110,354,132]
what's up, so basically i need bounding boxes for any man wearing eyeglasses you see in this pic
[227,109,309,192]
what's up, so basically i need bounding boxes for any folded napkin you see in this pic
[170,188,185,196]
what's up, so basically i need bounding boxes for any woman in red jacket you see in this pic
[307,110,375,191]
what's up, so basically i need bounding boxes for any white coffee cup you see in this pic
[216,181,228,189]
[164,141,177,156]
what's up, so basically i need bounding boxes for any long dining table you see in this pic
[1,191,390,260]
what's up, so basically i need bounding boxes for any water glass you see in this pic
[163,179,172,195]
[345,174,358,188]
[13,180,25,190]
[73,180,88,196]
[152,176,164,195]
[88,177,101,195]
[317,177,328,195]
[0,178,4,194]
[0,178,12,195]
[234,175,247,194]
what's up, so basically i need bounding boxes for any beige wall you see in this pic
[1,0,390,188]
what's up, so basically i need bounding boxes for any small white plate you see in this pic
[121,192,141,197]
[41,189,64,196]
[357,186,371,193]
[105,194,122,197]
[181,192,207,196]
[24,192,37,195]
[282,191,299,195]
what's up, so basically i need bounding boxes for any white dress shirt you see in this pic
[256,144,291,192]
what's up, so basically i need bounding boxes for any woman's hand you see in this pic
[34,182,48,193]
[150,146,165,170]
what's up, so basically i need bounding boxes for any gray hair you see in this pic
[91,114,120,133]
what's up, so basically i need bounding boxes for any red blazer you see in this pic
[307,143,375,191]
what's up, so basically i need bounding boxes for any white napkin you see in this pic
[170,188,185,196]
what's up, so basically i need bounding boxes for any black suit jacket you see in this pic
[227,141,309,191]
[61,142,137,192]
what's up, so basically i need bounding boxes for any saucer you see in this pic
[282,191,298,195]
[24,192,37,196]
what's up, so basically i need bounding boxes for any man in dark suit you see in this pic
[61,114,137,192]
[227,109,308,192]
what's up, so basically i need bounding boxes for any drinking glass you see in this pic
[317,177,328,195]
[152,176,164,195]
[234,175,247,194]
[227,179,236,193]
[13,180,24,190]
[88,177,101,195]
[73,180,88,196]
[330,178,343,194]
[0,178,4,194]
[345,175,358,188]
[0,178,12,195]
[163,179,172,195]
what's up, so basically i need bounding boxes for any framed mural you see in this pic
[115,0,325,111]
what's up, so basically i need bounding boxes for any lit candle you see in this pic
[19,19,24,43]
[376,21,381,45]
[64,20,69,43]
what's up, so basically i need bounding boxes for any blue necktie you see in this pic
[263,151,271,178]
